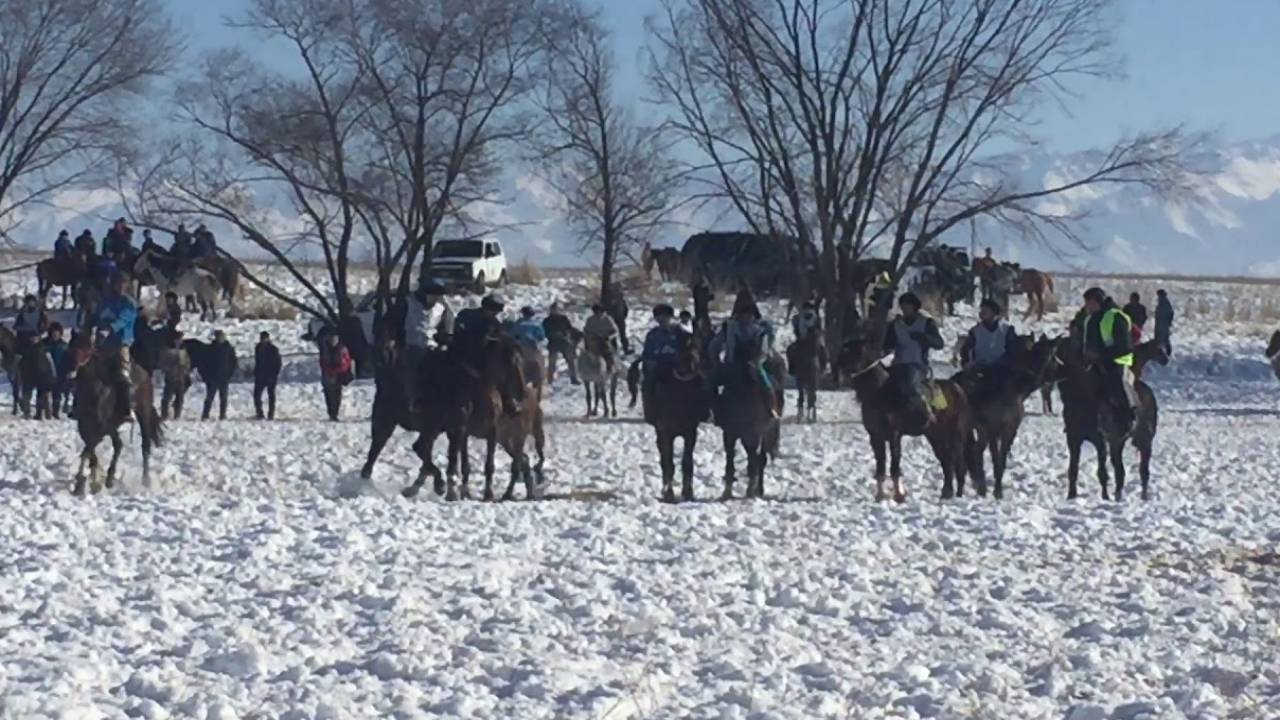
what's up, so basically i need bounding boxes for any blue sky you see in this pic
[167,0,1280,152]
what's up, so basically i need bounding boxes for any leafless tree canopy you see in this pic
[131,0,561,324]
[0,0,177,239]
[648,0,1201,338]
[531,3,685,299]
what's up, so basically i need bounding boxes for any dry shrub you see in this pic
[1260,299,1280,322]
[508,257,543,285]
[1223,300,1237,323]
[1042,292,1060,314]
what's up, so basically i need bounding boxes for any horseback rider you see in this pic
[543,302,581,385]
[192,224,218,259]
[13,295,49,346]
[453,295,519,415]
[103,218,132,261]
[640,304,685,417]
[54,230,72,259]
[92,272,140,422]
[957,299,1019,407]
[583,303,621,372]
[74,229,96,258]
[869,271,895,316]
[1082,287,1136,427]
[508,307,547,346]
[171,223,193,258]
[711,297,777,394]
[882,292,944,415]
[404,279,454,354]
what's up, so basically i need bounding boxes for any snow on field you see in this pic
[2,262,1280,719]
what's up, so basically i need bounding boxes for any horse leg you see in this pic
[610,378,618,418]
[889,433,906,503]
[73,447,91,496]
[681,429,697,502]
[930,433,955,500]
[1066,435,1082,500]
[141,413,154,489]
[795,386,804,422]
[1092,437,1111,501]
[721,429,736,500]
[657,430,676,503]
[807,383,817,423]
[365,416,397,485]
[174,384,185,420]
[872,435,887,502]
[480,432,497,501]
[201,382,215,420]
[993,430,1015,500]
[1110,440,1127,502]
[1136,435,1153,501]
[501,452,523,502]
[106,431,124,489]
[584,383,593,417]
[745,444,762,499]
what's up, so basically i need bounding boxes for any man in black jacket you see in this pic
[542,303,580,384]
[254,331,282,420]
[1123,292,1148,338]
[200,330,238,421]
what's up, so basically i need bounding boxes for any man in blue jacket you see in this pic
[508,307,547,346]
[93,273,140,420]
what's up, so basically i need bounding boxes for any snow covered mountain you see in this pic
[7,135,1280,276]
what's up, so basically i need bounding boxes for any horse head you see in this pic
[484,336,527,404]
[65,332,96,381]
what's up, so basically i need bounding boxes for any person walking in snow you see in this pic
[543,303,581,385]
[1154,289,1175,356]
[319,330,353,421]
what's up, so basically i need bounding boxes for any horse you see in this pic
[959,335,1061,499]
[196,255,242,308]
[628,330,710,502]
[36,255,90,308]
[1017,269,1055,321]
[786,328,825,423]
[714,335,782,499]
[1052,336,1158,501]
[653,248,682,282]
[136,251,222,321]
[364,343,469,499]
[64,334,164,494]
[1268,330,1280,382]
[1131,339,1171,379]
[577,334,621,417]
[0,326,25,416]
[838,332,972,502]
[448,336,538,501]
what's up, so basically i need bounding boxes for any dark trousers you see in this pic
[202,381,229,420]
[322,381,342,420]
[254,379,277,420]
[547,338,578,382]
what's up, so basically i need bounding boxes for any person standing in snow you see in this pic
[254,331,282,420]
[44,323,71,418]
[543,303,581,385]
[319,330,353,421]
[1154,289,1175,356]
[1123,292,1148,340]
[201,330,238,421]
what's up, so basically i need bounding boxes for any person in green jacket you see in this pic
[1082,287,1135,426]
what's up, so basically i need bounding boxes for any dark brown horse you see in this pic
[960,335,1062,499]
[37,255,91,308]
[450,337,538,501]
[838,334,972,502]
[628,330,710,502]
[65,335,164,494]
[1052,337,1158,501]
[715,336,782,499]
[364,343,469,499]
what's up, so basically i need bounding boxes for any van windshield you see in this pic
[433,240,483,259]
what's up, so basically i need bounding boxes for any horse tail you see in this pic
[626,359,641,408]
[36,261,47,296]
[1043,272,1055,294]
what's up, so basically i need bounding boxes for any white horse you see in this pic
[135,251,222,321]
[576,335,622,417]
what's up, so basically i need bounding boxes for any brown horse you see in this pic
[715,336,782,499]
[1017,269,1055,320]
[838,334,972,502]
[450,337,540,501]
[628,330,710,502]
[960,335,1062,499]
[64,334,164,494]
[1052,337,1158,501]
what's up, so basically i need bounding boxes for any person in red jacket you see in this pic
[318,330,353,421]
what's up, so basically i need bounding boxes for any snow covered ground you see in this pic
[2,262,1280,719]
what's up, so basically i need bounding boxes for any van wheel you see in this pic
[499,270,509,287]
[473,272,486,294]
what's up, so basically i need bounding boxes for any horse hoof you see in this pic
[941,489,954,500]
[893,492,906,504]
[445,490,458,502]
[682,490,695,502]
[661,491,677,504]
[720,489,733,501]
[433,479,446,497]
[482,489,495,502]
[401,485,421,499]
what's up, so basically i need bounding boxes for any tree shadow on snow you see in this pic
[1167,407,1280,418]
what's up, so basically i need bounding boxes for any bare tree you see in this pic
[648,0,1201,345]
[532,4,685,300]
[0,0,178,240]
[136,0,561,329]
